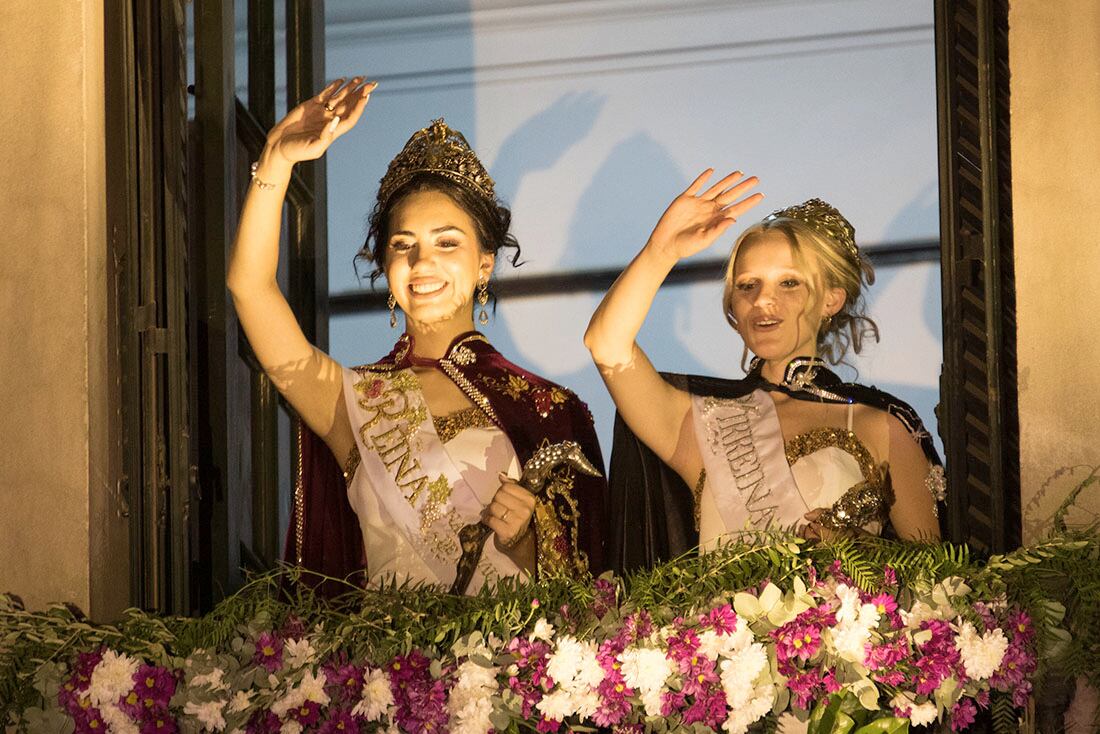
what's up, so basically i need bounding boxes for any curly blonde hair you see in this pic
[722,215,879,366]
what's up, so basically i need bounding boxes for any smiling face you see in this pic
[727,228,843,367]
[383,189,494,331]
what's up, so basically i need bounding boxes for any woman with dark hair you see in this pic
[584,171,945,573]
[227,78,606,593]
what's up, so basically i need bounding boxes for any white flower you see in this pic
[720,643,770,709]
[271,671,329,719]
[891,693,938,727]
[835,584,863,624]
[184,700,228,732]
[299,670,329,703]
[955,622,1009,680]
[279,722,303,734]
[536,690,575,721]
[900,600,939,628]
[545,635,602,692]
[698,629,737,660]
[723,687,775,734]
[191,668,231,692]
[283,638,318,670]
[448,660,500,734]
[88,650,141,706]
[531,617,555,641]
[832,621,873,665]
[619,646,673,694]
[352,668,395,722]
[228,691,254,713]
[640,689,665,717]
[100,705,140,734]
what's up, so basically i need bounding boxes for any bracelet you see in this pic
[249,161,277,190]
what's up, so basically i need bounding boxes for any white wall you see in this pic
[322,0,943,458]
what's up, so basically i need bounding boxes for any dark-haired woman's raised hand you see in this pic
[647,169,764,261]
[265,77,376,165]
[226,77,376,470]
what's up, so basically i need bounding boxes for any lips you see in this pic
[752,317,782,331]
[408,280,446,296]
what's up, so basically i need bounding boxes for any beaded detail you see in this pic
[693,469,707,531]
[785,427,893,531]
[433,406,493,444]
[342,445,362,487]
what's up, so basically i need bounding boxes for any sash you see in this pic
[691,388,808,532]
[344,365,518,588]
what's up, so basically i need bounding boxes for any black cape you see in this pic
[606,361,944,576]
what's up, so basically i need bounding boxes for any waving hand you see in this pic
[647,169,763,261]
[266,77,376,165]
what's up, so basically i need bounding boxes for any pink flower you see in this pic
[388,650,450,734]
[507,636,553,718]
[786,669,825,710]
[326,663,365,703]
[950,698,977,731]
[537,715,562,733]
[253,631,284,673]
[771,615,824,666]
[866,638,909,671]
[593,578,618,619]
[913,620,963,695]
[700,604,738,635]
[882,565,898,587]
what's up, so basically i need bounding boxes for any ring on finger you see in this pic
[325,103,336,112]
[501,508,511,521]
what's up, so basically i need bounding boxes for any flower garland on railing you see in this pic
[3,524,1099,734]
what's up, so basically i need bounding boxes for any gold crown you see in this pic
[376,118,496,207]
[764,198,859,262]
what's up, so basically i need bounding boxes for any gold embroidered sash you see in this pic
[343,366,518,589]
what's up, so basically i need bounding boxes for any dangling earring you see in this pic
[740,345,751,373]
[476,280,489,326]
[387,293,398,329]
[822,313,833,330]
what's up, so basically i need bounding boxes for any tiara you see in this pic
[763,198,859,263]
[376,118,496,207]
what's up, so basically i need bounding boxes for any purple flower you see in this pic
[290,700,323,728]
[913,619,963,695]
[131,664,176,709]
[507,636,553,718]
[536,715,561,733]
[246,711,281,734]
[140,715,179,734]
[388,651,449,734]
[786,670,825,710]
[866,638,909,671]
[326,662,365,703]
[319,710,358,733]
[253,631,284,673]
[882,565,898,587]
[73,707,109,734]
[771,613,824,666]
[950,698,977,731]
[592,577,618,618]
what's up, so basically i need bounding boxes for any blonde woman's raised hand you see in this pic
[265,77,376,165]
[647,169,763,261]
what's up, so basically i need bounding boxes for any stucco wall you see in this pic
[1010,0,1100,543]
[0,0,123,615]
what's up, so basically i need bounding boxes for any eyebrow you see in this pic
[390,225,467,238]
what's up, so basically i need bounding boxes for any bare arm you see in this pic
[226,78,374,463]
[885,416,942,541]
[584,170,762,483]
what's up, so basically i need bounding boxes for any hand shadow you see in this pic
[490,91,607,201]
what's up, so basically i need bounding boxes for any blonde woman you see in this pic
[584,171,944,570]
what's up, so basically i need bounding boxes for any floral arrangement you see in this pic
[6,523,1099,734]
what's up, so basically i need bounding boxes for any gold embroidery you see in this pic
[438,360,501,426]
[532,457,589,579]
[479,374,571,418]
[433,406,493,444]
[450,344,477,366]
[343,445,362,488]
[693,469,707,531]
[785,428,892,531]
[294,419,305,565]
[925,464,947,517]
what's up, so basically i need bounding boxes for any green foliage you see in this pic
[4,520,1100,724]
